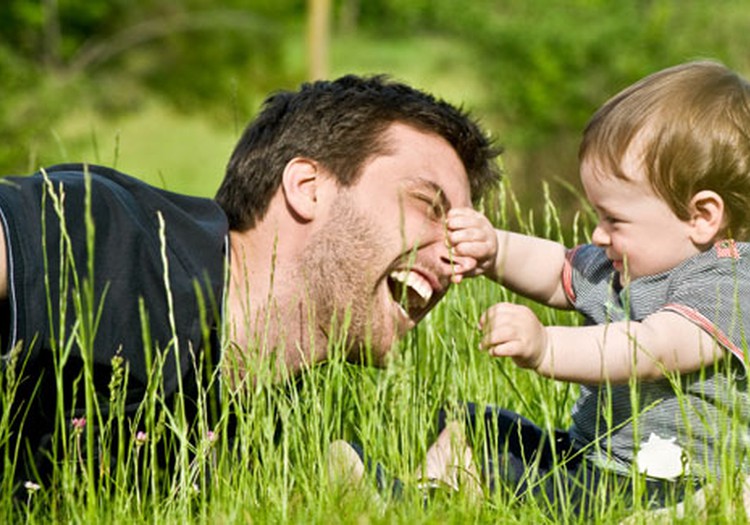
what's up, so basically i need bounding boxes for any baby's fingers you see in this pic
[449,255,478,283]
[479,305,516,345]
[480,303,548,370]
[451,239,496,262]
[446,208,484,231]
[480,324,523,359]
[447,226,487,246]
[483,340,524,359]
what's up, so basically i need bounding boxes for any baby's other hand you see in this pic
[446,208,498,283]
[479,303,548,370]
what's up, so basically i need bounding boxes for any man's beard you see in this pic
[302,195,393,365]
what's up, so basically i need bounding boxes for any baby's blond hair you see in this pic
[580,60,750,240]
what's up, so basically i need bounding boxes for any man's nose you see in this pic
[435,233,459,282]
[412,223,456,286]
[591,224,610,247]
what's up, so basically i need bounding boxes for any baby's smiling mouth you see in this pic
[387,269,434,320]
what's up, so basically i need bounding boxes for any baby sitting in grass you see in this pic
[424,59,750,517]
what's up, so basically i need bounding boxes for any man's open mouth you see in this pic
[387,269,434,320]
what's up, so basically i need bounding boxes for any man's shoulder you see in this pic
[8,163,227,227]
[2,163,157,198]
[16,163,145,190]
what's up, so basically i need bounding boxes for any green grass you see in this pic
[2,177,748,524]
[52,103,236,198]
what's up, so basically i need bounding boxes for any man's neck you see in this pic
[223,227,327,386]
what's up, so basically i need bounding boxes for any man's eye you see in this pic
[417,194,444,219]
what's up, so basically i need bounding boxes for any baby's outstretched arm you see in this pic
[481,307,726,383]
[446,208,571,308]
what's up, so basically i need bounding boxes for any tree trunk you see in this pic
[307,0,331,80]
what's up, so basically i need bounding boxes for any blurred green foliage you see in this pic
[0,0,298,172]
[347,0,750,211]
[2,0,750,215]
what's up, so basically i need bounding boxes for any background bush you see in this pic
[2,0,750,220]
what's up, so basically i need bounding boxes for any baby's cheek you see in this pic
[611,238,627,257]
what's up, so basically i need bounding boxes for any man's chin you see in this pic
[345,340,396,368]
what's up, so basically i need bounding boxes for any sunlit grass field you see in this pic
[2,174,748,525]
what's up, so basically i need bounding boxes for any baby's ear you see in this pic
[281,158,320,222]
[688,190,725,245]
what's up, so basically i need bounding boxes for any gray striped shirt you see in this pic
[563,240,750,478]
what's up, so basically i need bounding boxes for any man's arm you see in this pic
[0,222,7,300]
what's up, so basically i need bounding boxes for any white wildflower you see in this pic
[24,481,41,493]
[636,433,689,480]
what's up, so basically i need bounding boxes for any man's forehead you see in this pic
[371,122,471,200]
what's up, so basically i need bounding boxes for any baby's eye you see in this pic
[602,214,621,225]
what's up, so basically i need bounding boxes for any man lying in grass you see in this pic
[0,75,501,486]
[434,60,750,516]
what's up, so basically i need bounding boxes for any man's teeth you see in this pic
[390,270,433,307]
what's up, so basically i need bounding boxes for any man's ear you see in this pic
[688,190,725,246]
[281,158,320,222]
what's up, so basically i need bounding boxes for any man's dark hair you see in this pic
[216,74,502,230]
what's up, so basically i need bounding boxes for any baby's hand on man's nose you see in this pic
[445,208,499,282]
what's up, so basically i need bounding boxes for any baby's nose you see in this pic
[591,224,610,247]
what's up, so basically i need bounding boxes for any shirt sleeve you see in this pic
[563,244,615,312]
